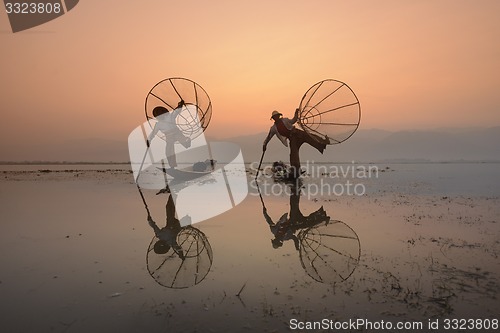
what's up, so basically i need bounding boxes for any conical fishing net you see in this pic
[145,77,212,140]
[298,220,360,284]
[298,79,361,144]
[146,226,213,289]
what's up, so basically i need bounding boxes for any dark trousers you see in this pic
[289,128,327,176]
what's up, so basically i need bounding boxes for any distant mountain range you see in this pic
[222,126,500,163]
[1,127,499,163]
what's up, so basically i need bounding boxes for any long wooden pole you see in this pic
[254,150,265,181]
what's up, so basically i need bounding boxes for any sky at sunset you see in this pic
[1,0,499,160]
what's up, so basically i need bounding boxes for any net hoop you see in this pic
[146,226,213,289]
[145,77,212,141]
[298,79,361,145]
[298,219,360,284]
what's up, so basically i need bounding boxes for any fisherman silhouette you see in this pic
[262,184,330,250]
[147,100,192,168]
[147,193,189,260]
[258,182,361,283]
[144,190,214,288]
[263,109,330,178]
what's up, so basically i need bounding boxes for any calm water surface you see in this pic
[0,163,498,332]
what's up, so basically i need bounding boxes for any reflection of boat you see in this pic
[157,159,216,181]
[158,166,211,181]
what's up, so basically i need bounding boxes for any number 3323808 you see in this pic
[5,2,62,14]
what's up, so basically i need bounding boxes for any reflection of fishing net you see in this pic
[146,226,213,289]
[298,79,361,144]
[298,220,360,284]
[145,77,212,140]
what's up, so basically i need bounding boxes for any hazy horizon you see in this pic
[1,125,498,163]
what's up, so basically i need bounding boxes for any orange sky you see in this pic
[1,0,499,153]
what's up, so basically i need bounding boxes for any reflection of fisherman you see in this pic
[147,194,187,260]
[262,109,329,178]
[147,100,191,168]
[262,186,330,250]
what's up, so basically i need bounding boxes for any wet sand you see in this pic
[0,165,498,332]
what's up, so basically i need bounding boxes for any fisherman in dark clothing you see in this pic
[263,109,329,178]
[147,194,185,260]
[262,185,330,250]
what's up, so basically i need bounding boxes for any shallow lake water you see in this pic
[0,163,498,332]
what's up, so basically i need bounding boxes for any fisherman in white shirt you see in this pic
[148,100,191,168]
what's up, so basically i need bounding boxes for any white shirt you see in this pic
[148,106,183,142]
